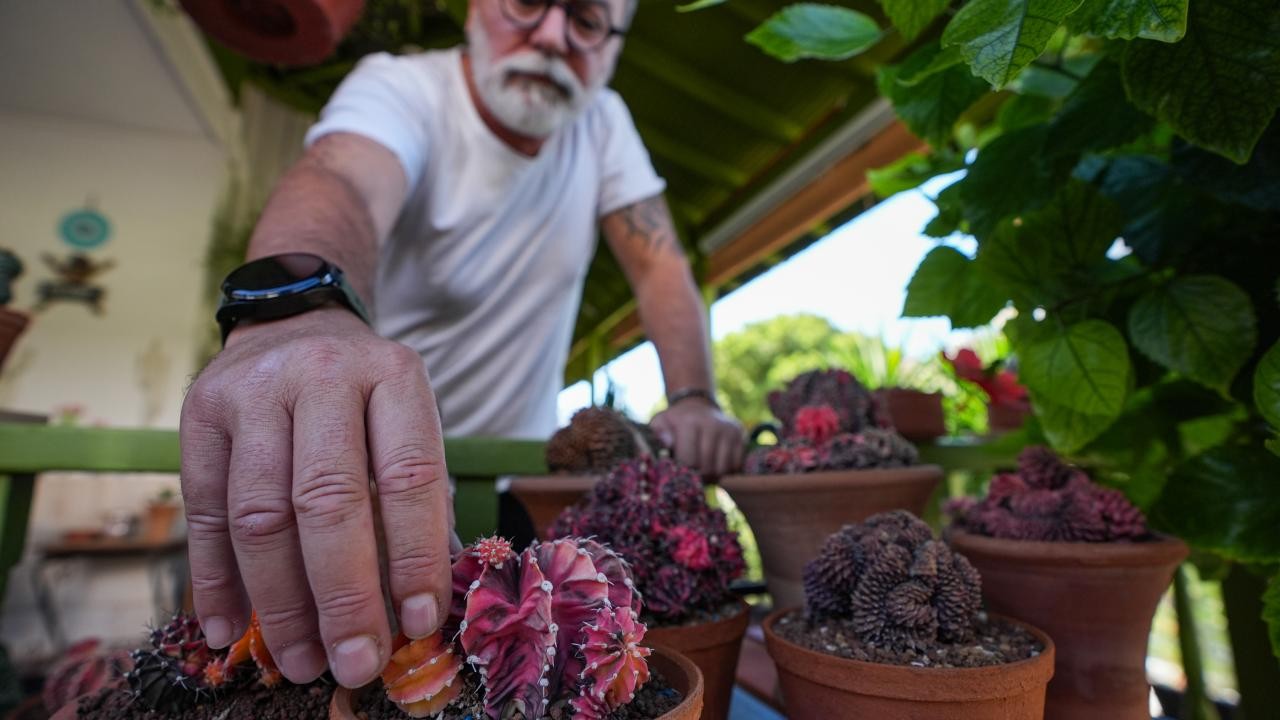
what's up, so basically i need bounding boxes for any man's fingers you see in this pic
[226,403,325,684]
[714,426,739,477]
[674,423,701,469]
[366,348,452,640]
[292,382,389,688]
[179,411,247,649]
[699,423,719,478]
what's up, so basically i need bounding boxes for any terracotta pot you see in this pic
[948,530,1189,720]
[179,0,365,66]
[877,388,946,441]
[142,502,181,542]
[0,306,30,374]
[719,465,942,608]
[646,600,750,720]
[763,608,1055,719]
[507,474,599,539]
[986,402,1031,433]
[329,644,704,719]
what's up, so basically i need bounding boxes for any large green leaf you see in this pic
[1021,319,1131,416]
[878,43,991,146]
[924,182,966,238]
[1129,276,1258,393]
[1048,59,1153,157]
[903,246,1008,328]
[1265,572,1280,663]
[1150,445,1280,562]
[960,125,1057,237]
[1033,393,1118,452]
[1080,155,1200,266]
[867,151,965,197]
[1122,0,1280,163]
[974,180,1123,306]
[942,0,1085,88]
[747,4,882,62]
[1066,0,1188,41]
[1257,341,1280,429]
[879,0,950,41]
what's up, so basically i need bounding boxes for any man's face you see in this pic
[467,0,628,138]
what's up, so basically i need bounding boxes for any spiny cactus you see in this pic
[549,458,745,621]
[767,369,887,436]
[41,638,130,713]
[802,511,982,652]
[946,446,1150,542]
[125,612,221,712]
[545,406,665,474]
[385,535,649,719]
[744,429,918,474]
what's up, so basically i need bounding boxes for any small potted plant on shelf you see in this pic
[720,368,942,608]
[549,458,747,720]
[944,349,1031,433]
[54,612,335,718]
[510,406,665,538]
[764,510,1055,719]
[0,247,29,376]
[945,446,1188,720]
[330,534,703,719]
[142,487,182,542]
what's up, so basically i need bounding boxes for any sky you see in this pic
[557,172,980,423]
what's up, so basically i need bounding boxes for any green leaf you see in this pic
[1033,394,1117,452]
[942,0,1086,88]
[903,246,1008,328]
[878,43,991,146]
[897,44,965,86]
[878,0,949,41]
[974,180,1123,307]
[1150,445,1280,562]
[1080,155,1199,266]
[676,0,727,11]
[1021,319,1131,416]
[1048,59,1154,156]
[924,182,965,237]
[1129,276,1258,393]
[998,93,1059,131]
[867,151,965,197]
[960,125,1057,237]
[1122,0,1280,163]
[747,4,882,62]
[1257,341,1280,429]
[1265,572,1280,663]
[1066,0,1188,41]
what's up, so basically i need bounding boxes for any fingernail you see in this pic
[278,639,327,683]
[332,635,381,687]
[203,616,234,648]
[401,593,439,638]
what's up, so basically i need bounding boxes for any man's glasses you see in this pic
[500,0,627,53]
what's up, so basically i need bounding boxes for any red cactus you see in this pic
[767,368,886,434]
[205,612,279,688]
[549,458,745,621]
[948,446,1151,542]
[42,639,129,713]
[571,606,652,719]
[793,404,841,445]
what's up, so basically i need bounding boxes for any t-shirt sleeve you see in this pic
[594,91,667,218]
[304,52,432,191]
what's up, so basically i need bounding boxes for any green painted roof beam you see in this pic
[636,121,749,187]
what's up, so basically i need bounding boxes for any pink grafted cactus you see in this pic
[386,535,649,719]
[946,446,1151,542]
[571,607,652,720]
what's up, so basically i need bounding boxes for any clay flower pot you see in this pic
[876,388,946,441]
[507,474,599,539]
[948,530,1188,720]
[179,0,364,66]
[763,608,1055,719]
[719,465,942,608]
[645,599,750,720]
[329,644,704,720]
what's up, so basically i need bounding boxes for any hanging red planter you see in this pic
[179,0,365,67]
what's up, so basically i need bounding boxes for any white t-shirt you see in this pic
[305,48,665,440]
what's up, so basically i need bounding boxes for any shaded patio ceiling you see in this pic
[205,0,925,386]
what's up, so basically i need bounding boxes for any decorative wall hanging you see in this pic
[35,206,115,314]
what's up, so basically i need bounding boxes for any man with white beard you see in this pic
[179,0,743,692]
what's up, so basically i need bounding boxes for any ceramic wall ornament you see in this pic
[34,205,116,314]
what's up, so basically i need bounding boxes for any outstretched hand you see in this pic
[180,306,454,688]
[650,399,745,478]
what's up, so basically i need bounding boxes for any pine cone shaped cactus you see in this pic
[546,407,661,474]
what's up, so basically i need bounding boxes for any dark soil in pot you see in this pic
[63,677,334,719]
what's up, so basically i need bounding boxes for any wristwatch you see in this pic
[215,253,371,345]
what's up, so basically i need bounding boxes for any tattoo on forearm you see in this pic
[619,195,679,254]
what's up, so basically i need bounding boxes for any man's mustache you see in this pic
[499,54,581,100]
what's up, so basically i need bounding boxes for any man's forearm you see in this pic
[247,158,380,308]
[633,255,716,400]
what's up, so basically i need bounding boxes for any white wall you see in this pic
[0,110,226,661]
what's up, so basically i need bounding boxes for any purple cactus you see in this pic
[41,638,130,712]
[767,369,887,435]
[947,446,1151,542]
[803,511,983,651]
[385,535,650,719]
[125,612,225,712]
[549,458,746,621]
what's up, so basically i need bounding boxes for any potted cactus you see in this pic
[52,612,335,719]
[720,368,943,608]
[764,510,1055,719]
[331,535,703,719]
[510,406,665,538]
[549,458,747,720]
[945,446,1188,720]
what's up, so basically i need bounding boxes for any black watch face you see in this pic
[223,253,333,301]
